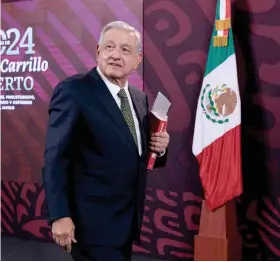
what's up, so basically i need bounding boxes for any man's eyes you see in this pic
[105,45,131,54]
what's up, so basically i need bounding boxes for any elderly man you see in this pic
[42,21,169,261]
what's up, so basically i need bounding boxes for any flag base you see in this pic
[194,200,242,261]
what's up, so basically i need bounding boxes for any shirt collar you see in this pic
[96,66,129,97]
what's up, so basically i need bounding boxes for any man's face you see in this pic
[96,28,142,84]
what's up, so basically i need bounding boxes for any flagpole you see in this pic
[194,200,242,260]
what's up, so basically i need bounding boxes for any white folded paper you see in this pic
[151,92,171,120]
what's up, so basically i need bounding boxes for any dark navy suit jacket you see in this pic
[42,67,167,247]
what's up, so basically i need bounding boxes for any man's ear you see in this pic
[134,52,143,70]
[96,45,100,57]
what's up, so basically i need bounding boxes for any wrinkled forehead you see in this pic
[101,28,138,49]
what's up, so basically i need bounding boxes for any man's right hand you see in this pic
[52,217,77,252]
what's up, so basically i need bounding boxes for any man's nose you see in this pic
[111,47,122,59]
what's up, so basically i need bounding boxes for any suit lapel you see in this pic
[87,68,138,154]
[128,86,148,155]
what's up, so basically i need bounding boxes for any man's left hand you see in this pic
[150,131,169,154]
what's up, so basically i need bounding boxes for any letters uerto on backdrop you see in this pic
[0,27,49,111]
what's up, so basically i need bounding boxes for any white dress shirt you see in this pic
[96,67,142,156]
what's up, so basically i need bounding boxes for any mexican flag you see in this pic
[192,0,242,211]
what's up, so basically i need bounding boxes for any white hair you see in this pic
[98,21,142,53]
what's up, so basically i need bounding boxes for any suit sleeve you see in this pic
[145,95,168,169]
[42,83,79,225]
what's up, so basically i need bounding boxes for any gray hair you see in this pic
[98,21,142,53]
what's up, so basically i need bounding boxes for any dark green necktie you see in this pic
[117,89,138,147]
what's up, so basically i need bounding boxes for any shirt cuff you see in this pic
[158,150,166,157]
